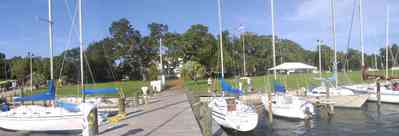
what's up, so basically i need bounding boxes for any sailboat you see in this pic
[260,0,314,120]
[207,0,258,132]
[0,0,104,131]
[0,0,84,131]
[261,81,314,119]
[305,0,368,108]
[342,5,399,104]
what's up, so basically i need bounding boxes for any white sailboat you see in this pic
[207,0,258,132]
[261,94,314,119]
[260,0,314,120]
[208,96,259,131]
[0,0,92,131]
[305,0,369,108]
[343,5,399,104]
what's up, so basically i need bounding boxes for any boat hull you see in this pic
[0,115,82,131]
[261,95,314,120]
[209,98,258,132]
[344,84,399,104]
[0,105,84,132]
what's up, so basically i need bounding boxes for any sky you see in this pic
[0,0,399,58]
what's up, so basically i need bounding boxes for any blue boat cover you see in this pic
[14,80,55,102]
[272,81,286,93]
[81,87,119,95]
[220,79,243,96]
[56,101,80,112]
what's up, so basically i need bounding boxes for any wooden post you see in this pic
[119,97,126,114]
[267,92,273,125]
[326,85,334,117]
[376,80,381,105]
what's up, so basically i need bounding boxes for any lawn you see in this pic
[184,70,389,95]
[30,80,149,97]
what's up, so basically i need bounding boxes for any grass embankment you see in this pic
[30,80,148,97]
[185,70,388,94]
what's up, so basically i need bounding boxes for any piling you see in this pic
[118,97,126,114]
[267,92,273,125]
[82,103,98,136]
[325,86,334,117]
[376,81,381,105]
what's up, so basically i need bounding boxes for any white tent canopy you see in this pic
[391,67,399,71]
[268,62,317,71]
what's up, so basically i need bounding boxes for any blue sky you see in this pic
[0,0,398,58]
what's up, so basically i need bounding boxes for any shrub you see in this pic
[181,61,205,81]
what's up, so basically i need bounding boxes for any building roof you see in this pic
[268,62,317,71]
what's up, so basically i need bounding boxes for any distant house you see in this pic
[268,62,317,75]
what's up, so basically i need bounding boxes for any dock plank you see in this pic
[99,88,202,136]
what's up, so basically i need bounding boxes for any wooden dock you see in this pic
[98,87,202,136]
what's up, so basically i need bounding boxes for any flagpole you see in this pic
[160,38,165,86]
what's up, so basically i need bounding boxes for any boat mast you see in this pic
[78,0,85,102]
[217,0,224,78]
[359,0,365,68]
[318,40,322,78]
[385,6,390,78]
[48,0,54,80]
[240,25,247,76]
[29,52,33,95]
[330,0,338,87]
[374,52,378,69]
[270,0,277,80]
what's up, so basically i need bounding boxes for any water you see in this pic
[224,102,399,136]
[2,102,399,135]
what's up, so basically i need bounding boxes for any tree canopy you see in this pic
[1,18,393,83]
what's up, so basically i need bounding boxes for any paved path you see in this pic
[99,80,202,136]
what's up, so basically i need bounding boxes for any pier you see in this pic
[99,81,202,136]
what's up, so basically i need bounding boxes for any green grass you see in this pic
[184,70,389,94]
[30,80,148,97]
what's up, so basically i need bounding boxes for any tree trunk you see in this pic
[139,59,147,81]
